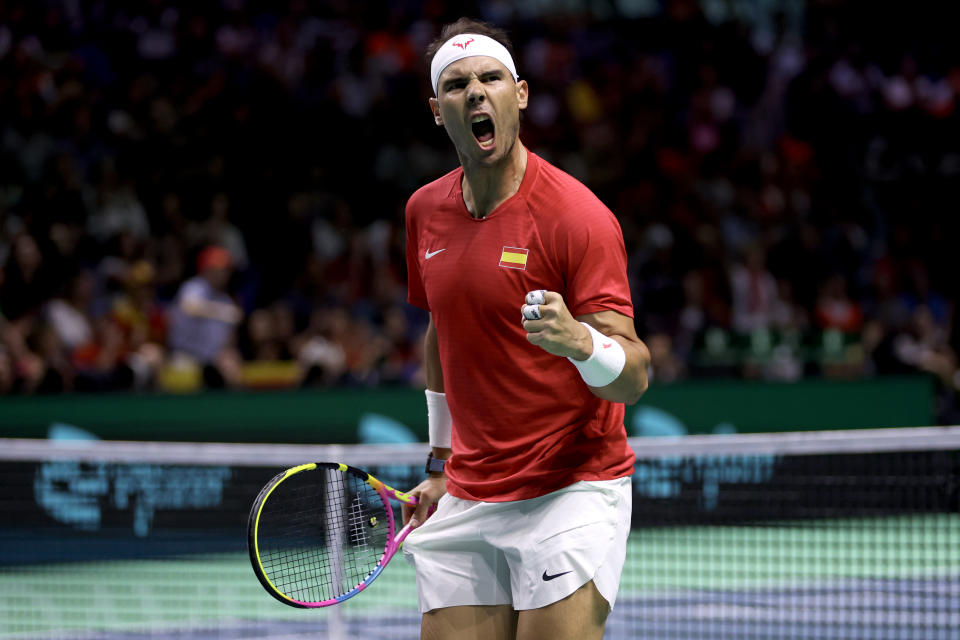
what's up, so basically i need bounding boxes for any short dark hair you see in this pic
[425,18,515,71]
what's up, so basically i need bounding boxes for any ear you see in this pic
[429,97,443,126]
[515,79,529,111]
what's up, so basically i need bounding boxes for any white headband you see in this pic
[430,33,519,95]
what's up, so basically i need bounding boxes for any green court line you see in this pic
[2,514,958,638]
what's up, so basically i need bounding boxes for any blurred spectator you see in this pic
[45,270,96,353]
[892,306,955,386]
[293,306,348,387]
[72,314,132,391]
[86,158,150,244]
[152,192,189,300]
[648,333,686,383]
[243,308,281,361]
[187,193,250,271]
[0,233,57,322]
[814,274,864,333]
[729,243,780,333]
[109,259,167,388]
[96,231,144,294]
[166,246,243,388]
[26,321,74,393]
[241,301,295,362]
[376,304,421,385]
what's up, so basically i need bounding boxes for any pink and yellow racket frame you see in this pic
[248,462,419,608]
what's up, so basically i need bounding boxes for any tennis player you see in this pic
[401,18,650,640]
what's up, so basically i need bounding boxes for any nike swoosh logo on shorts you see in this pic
[542,570,573,581]
[425,249,446,259]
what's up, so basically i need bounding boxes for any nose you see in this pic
[466,78,485,104]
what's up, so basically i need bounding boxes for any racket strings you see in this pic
[257,470,390,602]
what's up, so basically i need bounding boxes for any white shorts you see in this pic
[401,477,632,613]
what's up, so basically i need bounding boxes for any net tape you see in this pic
[3,425,960,466]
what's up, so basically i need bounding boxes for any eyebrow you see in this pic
[442,68,504,89]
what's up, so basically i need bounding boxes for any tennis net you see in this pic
[1,426,958,639]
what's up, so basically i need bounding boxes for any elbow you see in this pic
[618,363,649,406]
[623,377,648,406]
[623,344,651,406]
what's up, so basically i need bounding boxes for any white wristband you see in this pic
[425,389,452,448]
[567,322,626,387]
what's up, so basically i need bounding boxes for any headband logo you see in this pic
[451,37,474,50]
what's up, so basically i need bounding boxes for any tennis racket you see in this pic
[247,462,421,608]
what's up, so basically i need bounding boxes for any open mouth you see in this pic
[471,115,495,147]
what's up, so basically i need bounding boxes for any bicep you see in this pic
[562,206,632,318]
[575,310,641,346]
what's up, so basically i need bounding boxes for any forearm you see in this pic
[424,315,452,460]
[403,316,450,528]
[181,298,241,324]
[566,309,650,405]
[521,293,650,405]
[578,332,650,405]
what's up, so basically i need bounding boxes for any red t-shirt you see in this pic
[405,149,636,501]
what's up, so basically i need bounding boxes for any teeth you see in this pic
[471,115,490,123]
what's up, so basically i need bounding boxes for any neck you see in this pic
[461,143,527,219]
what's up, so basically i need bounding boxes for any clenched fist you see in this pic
[520,290,593,360]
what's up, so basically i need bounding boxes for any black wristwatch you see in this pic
[425,453,446,475]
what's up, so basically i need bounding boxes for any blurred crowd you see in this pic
[1,1,958,416]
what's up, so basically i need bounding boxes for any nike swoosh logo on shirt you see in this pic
[425,249,447,259]
[542,570,573,582]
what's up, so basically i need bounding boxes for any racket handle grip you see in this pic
[398,500,436,540]
[406,493,438,515]
[395,500,436,538]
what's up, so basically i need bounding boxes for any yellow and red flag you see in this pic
[499,247,529,270]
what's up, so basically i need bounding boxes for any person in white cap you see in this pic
[401,17,651,640]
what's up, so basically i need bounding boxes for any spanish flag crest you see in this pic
[499,246,529,270]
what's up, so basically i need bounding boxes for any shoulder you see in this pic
[527,153,622,234]
[406,167,462,218]
[529,153,617,224]
[177,276,209,300]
